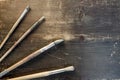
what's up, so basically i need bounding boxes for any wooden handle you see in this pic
[0,5,30,50]
[0,39,64,78]
[8,66,74,80]
[0,16,45,63]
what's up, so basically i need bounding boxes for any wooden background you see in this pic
[0,0,120,80]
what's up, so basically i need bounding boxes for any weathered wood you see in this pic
[0,0,120,80]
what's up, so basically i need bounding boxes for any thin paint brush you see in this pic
[0,16,45,63]
[0,5,30,50]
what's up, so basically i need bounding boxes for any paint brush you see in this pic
[8,66,74,80]
[0,5,30,50]
[0,16,45,63]
[0,39,64,78]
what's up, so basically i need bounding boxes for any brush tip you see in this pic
[54,39,64,45]
[38,16,45,22]
[41,16,45,20]
[26,5,31,11]
[64,66,75,71]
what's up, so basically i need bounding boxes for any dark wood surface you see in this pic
[0,0,120,80]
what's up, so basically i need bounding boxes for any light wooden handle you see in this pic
[0,5,30,50]
[0,16,45,63]
[0,39,64,78]
[8,66,75,80]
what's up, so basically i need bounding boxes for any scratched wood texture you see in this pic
[0,0,120,80]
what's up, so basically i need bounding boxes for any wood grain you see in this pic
[0,0,120,80]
